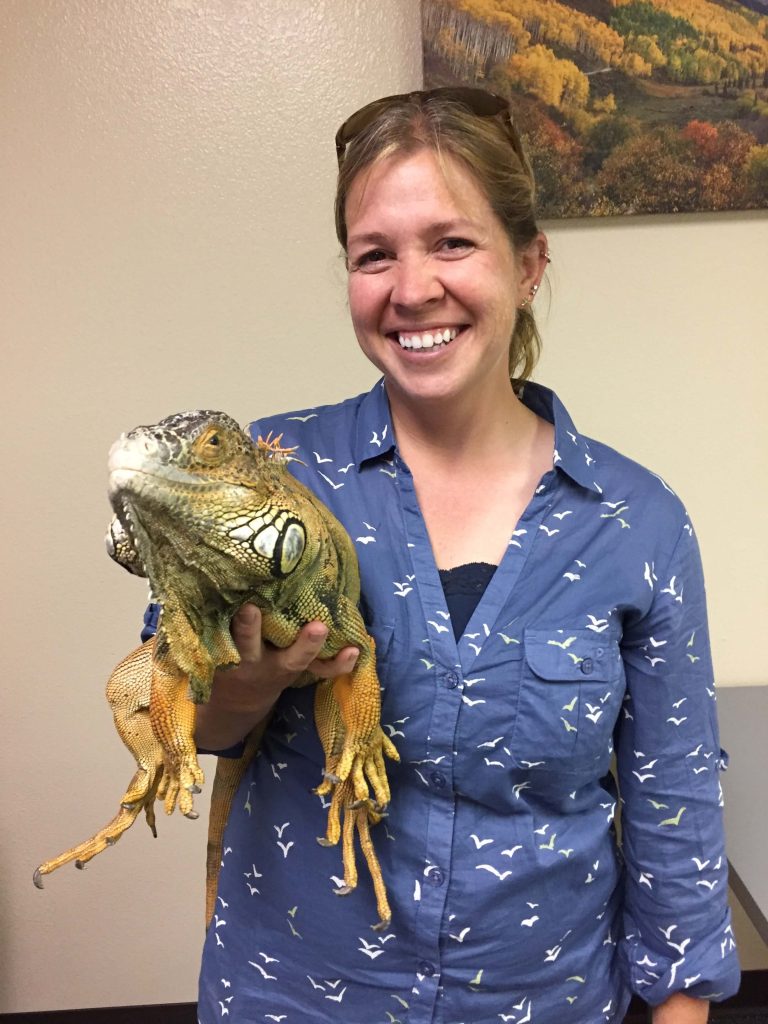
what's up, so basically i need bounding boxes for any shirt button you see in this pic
[430,771,446,789]
[420,960,436,977]
[581,658,594,675]
[426,867,445,886]
[445,671,460,689]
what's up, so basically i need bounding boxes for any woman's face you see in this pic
[345,148,543,411]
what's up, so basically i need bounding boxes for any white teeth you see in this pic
[396,327,459,350]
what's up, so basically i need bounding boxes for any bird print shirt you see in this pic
[190,380,739,1024]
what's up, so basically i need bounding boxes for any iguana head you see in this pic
[107,410,307,601]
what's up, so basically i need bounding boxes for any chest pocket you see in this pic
[511,627,624,774]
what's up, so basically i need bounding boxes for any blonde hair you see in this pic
[335,92,542,384]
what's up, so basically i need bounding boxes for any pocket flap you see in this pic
[524,628,617,683]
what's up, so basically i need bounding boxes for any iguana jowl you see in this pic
[34,411,399,929]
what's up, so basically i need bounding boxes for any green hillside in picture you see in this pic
[423,0,768,216]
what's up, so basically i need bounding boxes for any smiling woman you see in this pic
[182,89,741,1024]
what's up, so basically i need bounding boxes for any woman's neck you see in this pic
[387,378,543,473]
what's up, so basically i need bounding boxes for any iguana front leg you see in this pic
[146,602,229,818]
[148,646,204,818]
[313,649,399,930]
[315,646,399,807]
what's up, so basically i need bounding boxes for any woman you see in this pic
[184,89,739,1023]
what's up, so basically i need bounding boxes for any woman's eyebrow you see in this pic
[347,231,391,248]
[428,218,478,235]
[348,219,478,248]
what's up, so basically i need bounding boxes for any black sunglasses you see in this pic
[335,86,528,170]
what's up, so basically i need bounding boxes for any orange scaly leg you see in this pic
[313,659,398,929]
[33,643,165,886]
[148,650,204,818]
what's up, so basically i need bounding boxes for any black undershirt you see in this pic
[438,562,497,641]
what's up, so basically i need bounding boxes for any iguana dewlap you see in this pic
[34,411,399,929]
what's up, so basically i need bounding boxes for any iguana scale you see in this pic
[34,411,399,929]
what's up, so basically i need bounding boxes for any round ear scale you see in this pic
[279,521,306,576]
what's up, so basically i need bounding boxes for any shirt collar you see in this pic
[354,378,602,495]
[518,381,602,494]
[354,378,397,467]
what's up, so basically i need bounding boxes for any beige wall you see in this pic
[1,0,765,1013]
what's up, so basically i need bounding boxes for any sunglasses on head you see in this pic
[335,86,528,170]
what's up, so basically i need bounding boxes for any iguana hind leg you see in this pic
[34,642,165,886]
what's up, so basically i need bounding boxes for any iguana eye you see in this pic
[197,428,224,461]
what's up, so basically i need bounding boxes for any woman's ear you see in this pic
[517,232,550,308]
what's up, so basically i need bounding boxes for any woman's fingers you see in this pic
[309,646,360,679]
[229,604,359,681]
[229,603,264,662]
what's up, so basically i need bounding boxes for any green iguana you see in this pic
[33,410,399,930]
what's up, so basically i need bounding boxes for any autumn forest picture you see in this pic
[422,0,768,216]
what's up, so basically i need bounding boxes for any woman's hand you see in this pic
[652,993,709,1024]
[194,604,359,750]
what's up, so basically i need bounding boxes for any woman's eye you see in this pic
[440,237,473,254]
[353,249,389,269]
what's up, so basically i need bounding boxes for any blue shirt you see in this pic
[178,380,739,1023]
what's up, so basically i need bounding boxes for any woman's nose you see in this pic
[389,257,443,310]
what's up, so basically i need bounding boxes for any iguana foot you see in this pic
[313,668,399,929]
[155,751,204,818]
[315,773,393,930]
[33,763,164,886]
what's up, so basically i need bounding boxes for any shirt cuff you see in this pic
[197,741,246,759]
[620,905,741,1005]
[141,602,160,642]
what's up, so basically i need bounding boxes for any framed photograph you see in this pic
[423,0,768,217]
